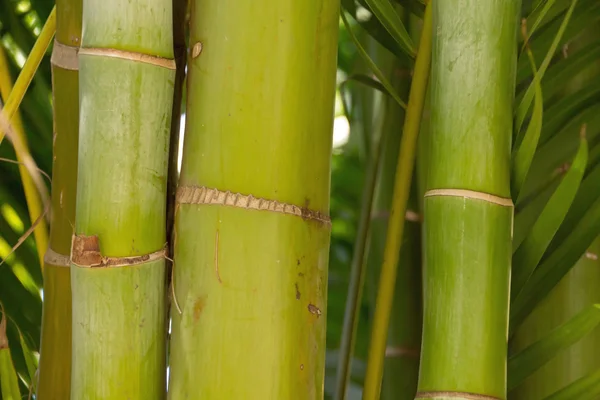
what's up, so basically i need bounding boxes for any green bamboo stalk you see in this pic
[0,311,20,400]
[167,1,339,398]
[361,3,432,399]
[36,0,81,397]
[70,0,175,398]
[417,1,520,400]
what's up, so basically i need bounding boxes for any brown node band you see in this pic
[424,189,513,207]
[44,247,70,267]
[71,234,167,268]
[415,392,502,400]
[176,186,331,224]
[79,48,176,70]
[385,346,420,358]
[51,40,79,70]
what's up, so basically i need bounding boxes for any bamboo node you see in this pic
[424,189,513,207]
[176,185,331,224]
[385,346,420,358]
[44,247,70,267]
[70,234,167,268]
[415,391,502,400]
[78,48,176,70]
[51,40,79,70]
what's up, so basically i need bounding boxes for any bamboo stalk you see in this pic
[167,1,339,398]
[362,3,432,398]
[36,0,81,397]
[70,0,175,397]
[417,1,520,399]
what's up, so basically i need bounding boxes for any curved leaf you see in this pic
[508,304,600,392]
[515,0,577,133]
[511,133,587,300]
[341,11,408,110]
[363,0,416,57]
[544,367,600,400]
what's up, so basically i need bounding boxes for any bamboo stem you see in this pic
[362,3,432,398]
[167,1,339,397]
[70,0,175,397]
[416,1,520,399]
[36,0,82,396]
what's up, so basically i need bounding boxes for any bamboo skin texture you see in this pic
[36,0,81,397]
[167,0,339,398]
[417,1,520,400]
[70,0,175,397]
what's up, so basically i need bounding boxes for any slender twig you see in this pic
[362,2,433,398]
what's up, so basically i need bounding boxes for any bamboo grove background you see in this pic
[0,0,600,399]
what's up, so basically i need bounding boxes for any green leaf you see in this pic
[18,329,37,385]
[0,310,20,400]
[512,46,543,200]
[543,368,600,400]
[522,0,558,51]
[508,304,600,392]
[510,194,600,332]
[363,0,416,57]
[511,134,587,300]
[342,74,391,98]
[515,0,578,133]
[341,11,407,110]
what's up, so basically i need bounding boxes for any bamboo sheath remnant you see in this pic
[50,40,79,70]
[71,234,167,268]
[78,48,176,70]
[43,247,70,267]
[176,186,331,224]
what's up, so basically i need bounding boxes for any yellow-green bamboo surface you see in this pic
[36,0,81,397]
[418,1,520,399]
[70,0,175,397]
[167,0,339,398]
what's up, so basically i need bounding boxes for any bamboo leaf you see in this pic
[543,368,600,400]
[522,0,557,51]
[508,304,600,391]
[341,11,408,110]
[18,330,37,385]
[511,132,587,300]
[510,194,600,331]
[512,44,543,200]
[341,74,393,99]
[363,0,416,57]
[515,0,578,133]
[0,309,21,400]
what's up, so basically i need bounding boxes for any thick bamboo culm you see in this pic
[417,1,520,400]
[167,1,339,398]
[36,0,81,397]
[70,0,175,397]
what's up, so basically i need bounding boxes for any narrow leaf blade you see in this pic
[508,304,600,391]
[511,133,588,299]
[363,0,416,57]
[543,368,600,400]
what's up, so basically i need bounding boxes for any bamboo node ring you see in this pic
[415,391,502,400]
[70,234,168,268]
[176,185,331,224]
[424,189,513,207]
[44,247,70,267]
[51,40,79,70]
[78,47,176,70]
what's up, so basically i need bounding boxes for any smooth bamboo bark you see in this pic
[167,1,339,398]
[418,2,520,399]
[36,0,81,397]
[70,0,174,398]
